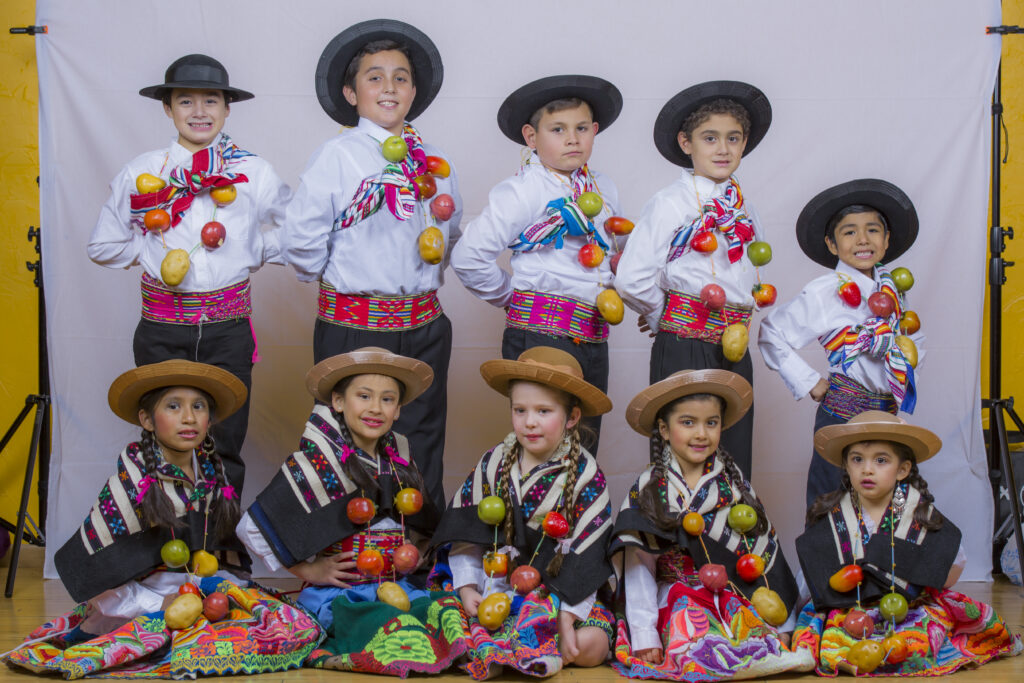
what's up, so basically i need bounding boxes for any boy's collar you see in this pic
[169,132,224,161]
[835,259,877,288]
[357,116,404,143]
[684,169,731,194]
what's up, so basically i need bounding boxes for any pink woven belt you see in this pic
[506,290,608,343]
[658,290,751,343]
[322,528,405,585]
[317,283,442,330]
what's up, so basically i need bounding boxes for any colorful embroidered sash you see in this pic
[130,135,252,231]
[333,124,428,231]
[667,178,754,263]
[322,528,405,585]
[821,373,899,420]
[506,289,609,343]
[818,266,916,413]
[317,282,442,330]
[141,273,252,324]
[658,290,751,343]
[508,165,608,255]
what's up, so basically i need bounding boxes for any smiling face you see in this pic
[826,210,891,277]
[342,49,416,136]
[164,89,229,153]
[509,381,581,466]
[658,395,723,484]
[138,386,212,468]
[844,440,912,509]
[522,102,598,176]
[678,113,747,183]
[332,373,402,454]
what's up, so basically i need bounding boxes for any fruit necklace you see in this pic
[137,154,237,287]
[834,269,921,371]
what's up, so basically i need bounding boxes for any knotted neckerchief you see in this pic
[667,178,755,263]
[332,123,428,231]
[818,265,916,413]
[508,164,610,254]
[130,135,252,232]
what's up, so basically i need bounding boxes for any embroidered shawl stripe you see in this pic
[508,166,609,254]
[332,124,428,231]
[667,178,755,263]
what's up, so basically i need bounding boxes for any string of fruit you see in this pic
[476,494,513,630]
[835,265,920,369]
[378,136,456,267]
[158,505,231,630]
[566,188,632,326]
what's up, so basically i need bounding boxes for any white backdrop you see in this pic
[36,0,1000,581]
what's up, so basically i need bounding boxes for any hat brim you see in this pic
[108,360,247,426]
[497,75,623,145]
[654,81,771,168]
[306,349,434,405]
[139,84,254,103]
[626,369,752,436]
[796,179,919,269]
[814,418,941,468]
[315,19,443,126]
[480,359,612,417]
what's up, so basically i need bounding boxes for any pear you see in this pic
[136,173,166,194]
[377,581,411,611]
[418,227,444,265]
[596,288,624,325]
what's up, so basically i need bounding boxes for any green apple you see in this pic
[746,241,772,267]
[161,539,190,568]
[477,495,506,525]
[576,191,603,218]
[727,503,757,533]
[890,266,914,292]
[879,591,909,622]
[381,135,408,162]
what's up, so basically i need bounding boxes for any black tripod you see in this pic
[0,222,49,597]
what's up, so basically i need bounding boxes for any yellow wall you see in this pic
[0,0,40,530]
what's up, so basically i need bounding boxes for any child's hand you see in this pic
[634,647,663,665]
[558,610,580,664]
[637,316,656,338]
[778,632,792,648]
[458,586,483,617]
[809,377,829,402]
[288,551,358,587]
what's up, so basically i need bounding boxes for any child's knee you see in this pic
[572,626,610,667]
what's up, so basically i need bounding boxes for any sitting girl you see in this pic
[611,369,814,680]
[794,410,1021,675]
[5,360,321,678]
[432,346,616,679]
[237,347,467,676]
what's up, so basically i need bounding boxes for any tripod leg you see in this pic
[994,407,1024,596]
[4,398,44,598]
[0,401,33,454]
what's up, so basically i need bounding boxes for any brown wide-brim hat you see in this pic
[654,80,771,168]
[315,19,443,126]
[814,410,941,467]
[796,178,919,269]
[108,360,247,426]
[626,369,752,436]
[306,347,433,405]
[480,347,611,417]
[139,54,254,102]
[497,74,623,145]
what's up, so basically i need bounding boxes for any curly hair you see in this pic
[679,98,751,140]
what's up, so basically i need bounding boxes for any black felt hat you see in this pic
[497,75,623,145]
[315,19,443,126]
[653,80,771,167]
[139,54,254,102]
[796,178,919,268]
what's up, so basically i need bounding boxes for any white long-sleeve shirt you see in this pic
[451,156,620,308]
[281,117,462,296]
[88,133,290,292]
[615,171,765,331]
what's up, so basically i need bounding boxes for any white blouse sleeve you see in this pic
[757,282,831,400]
[449,542,486,592]
[615,193,675,331]
[87,166,144,269]
[625,546,662,652]
[235,510,286,571]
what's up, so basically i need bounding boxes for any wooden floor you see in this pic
[1,548,1022,681]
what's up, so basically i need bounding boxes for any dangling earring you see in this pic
[892,481,907,516]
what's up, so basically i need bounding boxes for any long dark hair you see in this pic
[638,393,768,537]
[806,440,943,531]
[136,387,240,543]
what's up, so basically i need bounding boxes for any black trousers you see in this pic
[649,331,754,480]
[501,327,609,454]
[313,315,452,513]
[806,403,846,511]
[133,318,254,493]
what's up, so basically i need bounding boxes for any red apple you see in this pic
[736,553,765,582]
[698,563,728,592]
[609,252,622,275]
[356,549,385,577]
[202,591,229,622]
[843,609,875,639]
[691,231,718,253]
[510,565,541,594]
[542,511,569,539]
[430,193,455,221]
[868,291,895,318]
[201,221,226,250]
[700,283,726,311]
[578,243,604,268]
[347,497,376,525]
[413,174,437,200]
[392,543,420,574]
[178,582,201,596]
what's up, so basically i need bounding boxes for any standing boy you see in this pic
[451,75,623,449]
[88,54,291,492]
[616,81,772,478]
[758,179,921,507]
[282,20,461,510]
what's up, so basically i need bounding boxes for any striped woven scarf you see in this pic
[667,178,755,263]
[818,266,916,413]
[129,135,252,232]
[508,165,609,254]
[332,124,428,232]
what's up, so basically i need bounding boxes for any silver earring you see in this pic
[892,482,906,516]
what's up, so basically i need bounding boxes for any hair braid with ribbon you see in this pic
[637,429,678,532]
[202,434,241,543]
[136,428,184,531]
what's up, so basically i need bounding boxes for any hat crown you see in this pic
[515,346,584,380]
[847,410,907,426]
[164,54,230,88]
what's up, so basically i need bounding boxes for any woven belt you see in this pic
[505,290,608,343]
[821,373,899,420]
[658,290,751,343]
[322,528,405,585]
[317,283,442,330]
[141,273,252,324]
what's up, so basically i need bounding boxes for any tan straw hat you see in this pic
[814,410,941,467]
[306,347,434,405]
[108,360,247,426]
[626,369,752,436]
[479,347,612,417]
